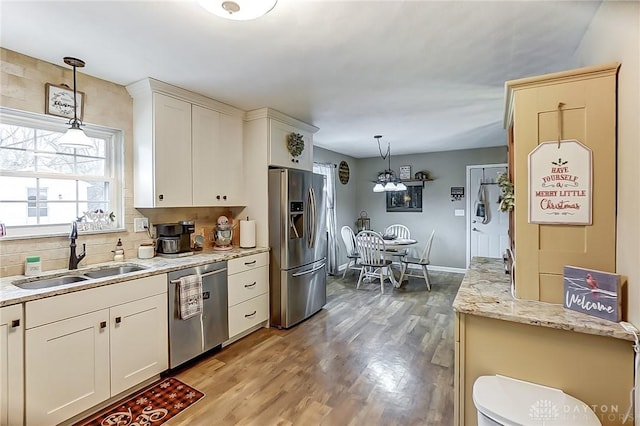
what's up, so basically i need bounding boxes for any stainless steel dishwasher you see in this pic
[168,261,228,369]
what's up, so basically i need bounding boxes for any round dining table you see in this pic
[382,237,418,287]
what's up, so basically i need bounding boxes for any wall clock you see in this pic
[338,161,350,184]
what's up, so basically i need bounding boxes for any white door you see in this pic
[466,164,509,267]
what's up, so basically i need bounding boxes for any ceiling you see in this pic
[0,0,602,158]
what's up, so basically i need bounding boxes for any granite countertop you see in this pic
[452,257,634,342]
[0,247,269,307]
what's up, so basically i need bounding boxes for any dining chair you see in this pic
[354,230,394,294]
[398,230,435,290]
[340,225,361,279]
[383,223,411,265]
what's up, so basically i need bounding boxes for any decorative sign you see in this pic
[399,165,411,180]
[450,186,464,201]
[528,139,592,224]
[564,265,622,322]
[45,83,84,120]
[338,161,350,184]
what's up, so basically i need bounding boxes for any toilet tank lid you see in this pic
[472,375,601,426]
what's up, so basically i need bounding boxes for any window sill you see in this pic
[0,227,127,241]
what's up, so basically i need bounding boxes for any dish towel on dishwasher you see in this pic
[178,274,203,320]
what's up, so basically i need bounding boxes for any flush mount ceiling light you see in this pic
[58,57,92,149]
[197,0,277,21]
[372,135,407,193]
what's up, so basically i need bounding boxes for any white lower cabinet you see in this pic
[110,293,167,396]
[1,304,24,426]
[227,253,269,339]
[26,310,110,425]
[24,275,167,425]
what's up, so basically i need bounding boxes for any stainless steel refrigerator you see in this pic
[268,168,327,329]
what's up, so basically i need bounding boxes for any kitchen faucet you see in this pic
[68,221,86,270]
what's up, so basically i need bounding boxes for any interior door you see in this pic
[467,164,509,267]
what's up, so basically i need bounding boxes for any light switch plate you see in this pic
[455,209,465,217]
[134,217,149,233]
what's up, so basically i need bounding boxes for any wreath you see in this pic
[287,132,305,157]
[497,172,514,212]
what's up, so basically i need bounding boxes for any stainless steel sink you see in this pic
[83,265,147,279]
[14,275,89,290]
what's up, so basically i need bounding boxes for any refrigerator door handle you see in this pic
[309,187,317,248]
[292,262,326,277]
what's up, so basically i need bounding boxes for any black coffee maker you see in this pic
[156,221,195,256]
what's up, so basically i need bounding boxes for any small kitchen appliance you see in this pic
[156,221,195,256]
[211,216,234,251]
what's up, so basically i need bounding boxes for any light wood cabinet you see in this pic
[0,304,23,426]
[24,275,167,425]
[227,252,269,340]
[505,63,619,303]
[127,78,245,208]
[192,105,244,206]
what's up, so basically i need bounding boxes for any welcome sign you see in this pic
[528,139,592,225]
[563,265,621,322]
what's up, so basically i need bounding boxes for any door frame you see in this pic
[466,163,507,268]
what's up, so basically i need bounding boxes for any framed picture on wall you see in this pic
[45,83,84,120]
[386,186,422,212]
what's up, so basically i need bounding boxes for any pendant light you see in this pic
[197,0,277,21]
[372,135,406,192]
[58,57,92,149]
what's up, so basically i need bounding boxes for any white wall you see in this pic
[573,0,640,326]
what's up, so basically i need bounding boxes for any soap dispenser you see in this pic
[113,238,124,262]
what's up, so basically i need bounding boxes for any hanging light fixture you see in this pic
[58,57,92,149]
[197,0,277,21]
[372,135,406,193]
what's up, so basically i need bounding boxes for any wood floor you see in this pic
[170,270,463,426]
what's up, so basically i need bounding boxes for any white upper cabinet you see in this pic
[245,108,319,172]
[127,78,245,208]
[269,118,314,171]
[153,93,192,207]
[192,105,244,206]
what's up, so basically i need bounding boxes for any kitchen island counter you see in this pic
[453,257,632,341]
[0,247,269,307]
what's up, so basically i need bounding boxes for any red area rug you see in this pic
[75,377,204,426]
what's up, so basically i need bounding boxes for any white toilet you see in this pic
[473,375,601,426]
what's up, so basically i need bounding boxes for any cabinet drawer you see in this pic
[228,266,268,307]
[228,293,268,338]
[228,252,268,275]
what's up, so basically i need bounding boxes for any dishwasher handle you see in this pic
[170,267,227,284]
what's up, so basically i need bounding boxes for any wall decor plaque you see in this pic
[399,165,411,180]
[528,139,592,225]
[563,265,622,322]
[338,160,350,184]
[45,83,84,120]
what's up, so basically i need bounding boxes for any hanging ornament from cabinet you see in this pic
[287,132,305,157]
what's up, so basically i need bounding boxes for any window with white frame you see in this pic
[0,107,123,237]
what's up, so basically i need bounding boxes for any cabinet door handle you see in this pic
[100,321,107,329]
[244,281,257,288]
[115,316,122,324]
[223,195,227,200]
[216,195,221,200]
[244,311,257,318]
[244,260,256,266]
[159,194,164,201]
[11,319,20,328]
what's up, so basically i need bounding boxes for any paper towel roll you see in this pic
[240,220,256,248]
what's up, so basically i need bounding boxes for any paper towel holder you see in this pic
[240,217,257,248]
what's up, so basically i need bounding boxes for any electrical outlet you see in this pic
[134,217,149,233]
